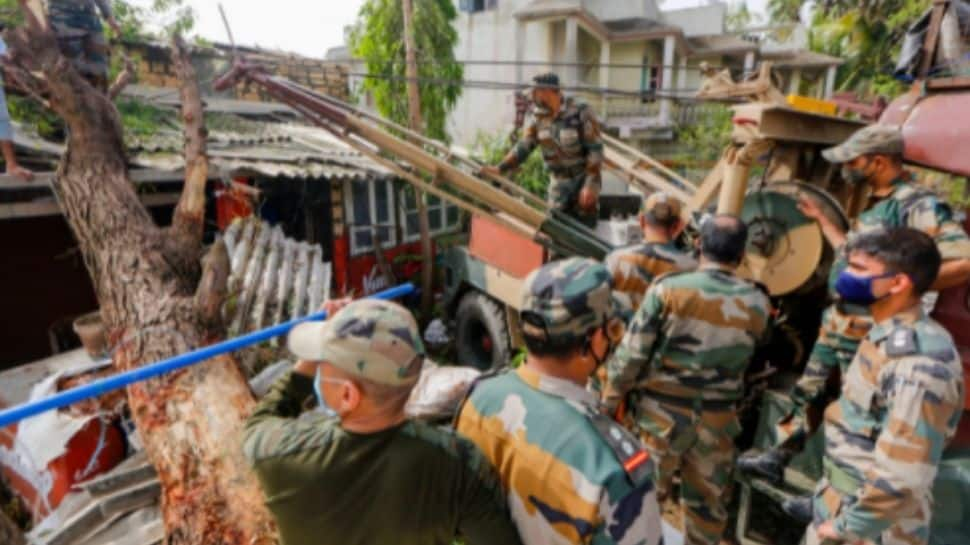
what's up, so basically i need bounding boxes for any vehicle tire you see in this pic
[455,291,512,371]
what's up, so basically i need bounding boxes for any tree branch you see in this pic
[194,238,230,337]
[170,34,209,256]
[107,56,135,101]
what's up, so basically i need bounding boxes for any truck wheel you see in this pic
[455,292,512,371]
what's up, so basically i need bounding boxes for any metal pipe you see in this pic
[0,284,416,428]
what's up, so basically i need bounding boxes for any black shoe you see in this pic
[737,449,787,484]
[781,495,813,524]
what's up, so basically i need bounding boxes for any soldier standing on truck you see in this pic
[807,228,964,545]
[603,215,771,545]
[47,0,121,91]
[480,73,604,228]
[243,299,523,545]
[738,124,970,519]
[456,258,663,545]
[604,192,697,319]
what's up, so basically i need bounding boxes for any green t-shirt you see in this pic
[243,372,522,545]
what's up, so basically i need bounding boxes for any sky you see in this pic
[134,0,771,59]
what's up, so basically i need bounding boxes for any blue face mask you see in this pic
[835,270,895,306]
[313,366,337,417]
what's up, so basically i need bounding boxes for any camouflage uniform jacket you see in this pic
[604,240,697,319]
[822,306,964,541]
[244,371,523,545]
[456,365,663,545]
[605,264,771,410]
[829,176,970,297]
[794,176,970,408]
[499,97,604,195]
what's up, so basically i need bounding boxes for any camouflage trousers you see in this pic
[636,395,741,545]
[50,3,109,81]
[548,174,597,229]
[775,304,872,449]
[806,479,931,545]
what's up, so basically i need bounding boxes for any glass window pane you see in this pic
[403,188,417,212]
[354,228,372,250]
[428,194,441,208]
[375,181,391,221]
[406,211,419,236]
[429,208,443,231]
[378,227,393,245]
[446,205,459,226]
[352,181,370,225]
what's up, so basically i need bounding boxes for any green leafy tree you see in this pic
[673,105,733,172]
[473,131,549,197]
[349,0,463,141]
[726,1,762,32]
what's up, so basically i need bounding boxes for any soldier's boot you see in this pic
[781,495,813,524]
[736,448,791,484]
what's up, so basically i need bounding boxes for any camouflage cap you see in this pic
[520,257,617,343]
[643,192,683,225]
[532,72,560,90]
[822,124,904,163]
[287,299,425,386]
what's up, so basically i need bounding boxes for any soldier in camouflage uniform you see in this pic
[808,228,964,545]
[455,258,663,545]
[738,125,970,510]
[605,192,697,320]
[47,0,121,90]
[604,215,771,545]
[482,73,604,227]
[244,299,523,545]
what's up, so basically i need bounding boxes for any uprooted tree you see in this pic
[3,6,275,545]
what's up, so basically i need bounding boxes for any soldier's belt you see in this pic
[823,457,862,496]
[549,166,586,179]
[644,389,737,412]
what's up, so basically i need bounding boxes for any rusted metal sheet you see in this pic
[224,217,331,338]
[881,89,970,177]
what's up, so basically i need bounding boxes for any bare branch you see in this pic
[195,238,230,336]
[169,34,209,254]
[107,56,135,101]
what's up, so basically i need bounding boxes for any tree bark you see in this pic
[402,0,435,322]
[4,14,275,545]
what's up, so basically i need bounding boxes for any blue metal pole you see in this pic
[0,283,415,428]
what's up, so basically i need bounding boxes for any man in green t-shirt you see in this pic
[243,298,523,545]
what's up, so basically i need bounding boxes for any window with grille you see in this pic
[344,179,397,255]
[400,187,462,242]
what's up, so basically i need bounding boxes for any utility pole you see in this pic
[402,0,434,321]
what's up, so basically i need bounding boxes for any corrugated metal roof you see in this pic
[223,217,332,337]
[126,110,390,181]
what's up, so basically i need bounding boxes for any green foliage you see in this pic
[803,0,930,96]
[473,131,549,197]
[117,99,171,138]
[768,0,803,22]
[725,1,762,32]
[673,105,733,167]
[349,0,463,141]
[7,95,62,139]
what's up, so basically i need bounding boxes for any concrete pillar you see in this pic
[598,40,611,119]
[743,51,755,76]
[676,55,688,98]
[514,20,527,85]
[824,65,837,99]
[788,68,802,95]
[564,17,579,87]
[660,34,676,124]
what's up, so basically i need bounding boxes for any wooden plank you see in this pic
[0,192,180,220]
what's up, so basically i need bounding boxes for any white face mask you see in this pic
[313,366,342,417]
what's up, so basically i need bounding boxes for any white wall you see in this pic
[584,0,661,22]
[447,0,554,147]
[660,4,726,37]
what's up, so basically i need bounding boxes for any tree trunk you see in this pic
[0,510,25,545]
[4,17,274,545]
[402,0,435,322]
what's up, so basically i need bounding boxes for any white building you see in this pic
[449,0,842,149]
